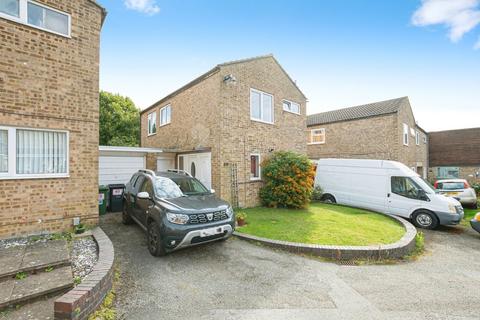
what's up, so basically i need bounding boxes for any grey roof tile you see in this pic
[307,97,409,126]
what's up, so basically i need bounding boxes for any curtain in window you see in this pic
[0,130,7,173]
[16,130,67,174]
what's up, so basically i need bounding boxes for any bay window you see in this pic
[250,89,274,124]
[0,0,70,37]
[0,126,69,179]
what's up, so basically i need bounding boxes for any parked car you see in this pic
[314,159,464,229]
[471,213,480,233]
[123,169,235,256]
[433,179,478,209]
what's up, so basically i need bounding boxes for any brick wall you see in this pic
[140,56,307,207]
[0,0,104,238]
[429,128,480,167]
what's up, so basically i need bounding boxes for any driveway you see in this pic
[100,213,480,320]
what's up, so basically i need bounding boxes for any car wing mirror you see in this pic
[137,192,151,200]
[210,189,216,194]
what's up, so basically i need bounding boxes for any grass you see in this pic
[237,202,405,246]
[460,200,479,226]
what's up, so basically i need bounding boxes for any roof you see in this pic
[307,97,409,126]
[141,54,306,114]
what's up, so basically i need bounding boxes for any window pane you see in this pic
[28,2,69,36]
[0,130,7,173]
[16,130,67,174]
[250,155,259,178]
[148,112,156,134]
[262,94,273,122]
[0,0,19,17]
[283,101,290,111]
[250,91,261,120]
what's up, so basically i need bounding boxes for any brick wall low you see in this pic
[54,227,114,320]
[428,166,480,184]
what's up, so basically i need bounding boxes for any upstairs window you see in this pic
[160,104,171,126]
[0,0,71,37]
[250,154,261,180]
[403,123,409,146]
[250,89,273,124]
[309,129,325,144]
[283,100,300,114]
[147,112,157,135]
[415,131,420,145]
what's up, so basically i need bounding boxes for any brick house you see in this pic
[140,55,307,208]
[428,127,480,184]
[0,0,106,238]
[307,97,429,178]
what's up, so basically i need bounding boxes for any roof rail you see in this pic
[166,169,192,177]
[138,169,156,176]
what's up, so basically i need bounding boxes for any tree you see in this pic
[99,91,140,147]
[259,151,315,209]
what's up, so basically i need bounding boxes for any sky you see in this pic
[99,0,480,132]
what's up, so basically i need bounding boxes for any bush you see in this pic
[311,186,324,201]
[259,151,315,209]
[472,183,480,196]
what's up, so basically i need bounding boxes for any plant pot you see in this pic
[74,226,86,234]
[237,218,246,227]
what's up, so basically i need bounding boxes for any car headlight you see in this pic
[475,213,480,222]
[448,204,456,214]
[226,206,234,218]
[166,212,189,225]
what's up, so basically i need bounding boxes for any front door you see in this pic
[179,152,212,189]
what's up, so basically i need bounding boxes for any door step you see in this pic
[0,266,74,310]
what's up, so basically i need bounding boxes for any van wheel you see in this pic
[321,194,336,204]
[122,202,133,225]
[147,221,167,257]
[412,210,439,230]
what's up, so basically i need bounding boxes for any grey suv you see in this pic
[122,170,235,256]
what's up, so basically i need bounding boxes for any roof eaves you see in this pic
[307,111,398,127]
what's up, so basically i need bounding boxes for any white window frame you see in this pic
[0,126,69,180]
[308,128,326,145]
[403,123,409,146]
[160,104,171,127]
[147,111,157,136]
[0,0,71,38]
[250,153,261,181]
[250,88,274,125]
[282,99,301,115]
[415,131,420,145]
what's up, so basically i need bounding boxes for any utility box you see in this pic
[108,184,125,212]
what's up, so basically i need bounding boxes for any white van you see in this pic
[314,159,464,229]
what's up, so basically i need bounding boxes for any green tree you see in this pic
[99,91,140,147]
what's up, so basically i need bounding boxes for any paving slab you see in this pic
[0,295,58,320]
[0,266,73,309]
[20,240,70,272]
[0,247,25,278]
[0,281,14,308]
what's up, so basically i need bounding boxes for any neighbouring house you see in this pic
[0,0,106,238]
[307,97,429,178]
[140,55,307,208]
[428,127,480,184]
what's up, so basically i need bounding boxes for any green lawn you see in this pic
[236,203,405,246]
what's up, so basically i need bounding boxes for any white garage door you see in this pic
[99,156,145,185]
[157,157,175,172]
[179,152,212,189]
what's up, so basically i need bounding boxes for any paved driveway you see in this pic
[100,213,480,320]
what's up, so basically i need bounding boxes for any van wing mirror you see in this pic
[418,190,429,201]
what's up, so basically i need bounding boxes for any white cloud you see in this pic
[124,0,160,15]
[412,0,480,42]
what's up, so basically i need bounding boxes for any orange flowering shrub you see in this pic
[259,151,315,209]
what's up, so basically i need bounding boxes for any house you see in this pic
[307,97,429,177]
[428,127,480,184]
[0,0,106,238]
[140,55,307,207]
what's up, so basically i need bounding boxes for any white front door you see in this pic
[179,152,212,189]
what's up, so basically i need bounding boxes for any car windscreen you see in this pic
[437,182,464,190]
[154,177,184,199]
[170,177,209,195]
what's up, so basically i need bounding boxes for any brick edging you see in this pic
[54,227,115,320]
[234,214,417,260]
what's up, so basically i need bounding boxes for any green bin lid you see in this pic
[99,185,109,191]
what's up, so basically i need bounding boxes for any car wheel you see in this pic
[412,210,439,230]
[322,194,336,204]
[122,201,133,225]
[147,221,166,257]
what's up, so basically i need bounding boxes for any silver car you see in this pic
[434,179,478,208]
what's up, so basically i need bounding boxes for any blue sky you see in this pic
[99,0,480,131]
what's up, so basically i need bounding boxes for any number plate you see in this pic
[446,192,459,196]
[200,227,223,237]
